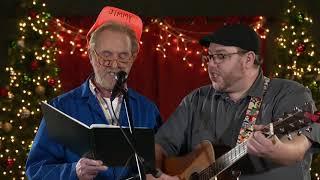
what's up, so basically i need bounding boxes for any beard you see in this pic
[209,64,244,92]
[94,70,117,91]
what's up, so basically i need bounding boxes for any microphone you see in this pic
[109,71,157,180]
[111,71,128,102]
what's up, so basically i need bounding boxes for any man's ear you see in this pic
[245,51,256,66]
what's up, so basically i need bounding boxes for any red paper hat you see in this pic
[87,6,143,44]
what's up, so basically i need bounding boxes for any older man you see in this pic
[26,6,162,180]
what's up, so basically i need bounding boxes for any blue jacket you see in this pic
[26,80,162,179]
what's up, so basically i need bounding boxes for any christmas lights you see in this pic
[273,1,320,178]
[0,0,61,178]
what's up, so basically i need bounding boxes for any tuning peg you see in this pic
[279,127,285,133]
[287,134,293,140]
[297,131,302,136]
[305,127,312,133]
[293,106,301,112]
[304,102,310,107]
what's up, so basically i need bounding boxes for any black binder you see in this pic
[40,101,155,168]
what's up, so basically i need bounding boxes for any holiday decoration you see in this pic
[21,109,31,119]
[35,85,45,95]
[3,122,13,133]
[51,16,268,72]
[295,43,306,54]
[274,1,320,178]
[47,78,56,87]
[0,0,61,178]
[6,158,15,169]
[151,17,268,70]
[17,39,25,48]
[30,60,39,70]
[296,12,304,23]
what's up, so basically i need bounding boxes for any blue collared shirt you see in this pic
[26,79,162,180]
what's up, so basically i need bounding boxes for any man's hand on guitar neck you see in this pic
[146,173,180,180]
[246,125,282,157]
[247,124,312,166]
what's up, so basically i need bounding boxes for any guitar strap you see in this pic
[237,76,270,144]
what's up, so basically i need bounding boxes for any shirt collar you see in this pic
[245,69,265,98]
[89,77,98,96]
[81,74,136,100]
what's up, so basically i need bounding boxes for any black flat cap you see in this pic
[199,24,260,53]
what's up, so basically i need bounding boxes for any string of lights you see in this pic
[49,16,268,72]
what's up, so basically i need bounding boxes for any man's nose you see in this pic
[110,59,118,68]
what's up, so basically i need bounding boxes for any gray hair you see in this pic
[88,22,139,54]
[237,47,262,66]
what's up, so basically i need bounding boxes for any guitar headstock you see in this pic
[262,102,320,138]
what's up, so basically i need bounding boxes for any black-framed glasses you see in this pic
[202,51,248,64]
[92,49,134,67]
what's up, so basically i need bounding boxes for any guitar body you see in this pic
[163,141,237,180]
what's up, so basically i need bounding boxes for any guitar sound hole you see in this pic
[189,172,200,180]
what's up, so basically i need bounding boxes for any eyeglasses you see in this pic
[202,51,248,64]
[92,49,134,68]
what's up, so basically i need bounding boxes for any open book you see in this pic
[40,101,155,167]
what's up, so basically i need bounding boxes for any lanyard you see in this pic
[237,76,270,144]
[89,79,122,125]
[95,91,122,125]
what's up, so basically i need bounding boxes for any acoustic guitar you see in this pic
[163,105,320,180]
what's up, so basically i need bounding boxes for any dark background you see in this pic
[0,0,320,83]
[1,0,320,84]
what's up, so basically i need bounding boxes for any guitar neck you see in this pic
[199,141,248,178]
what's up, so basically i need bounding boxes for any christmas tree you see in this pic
[273,1,320,179]
[0,0,61,178]
[274,0,320,105]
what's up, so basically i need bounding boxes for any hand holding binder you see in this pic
[76,158,108,179]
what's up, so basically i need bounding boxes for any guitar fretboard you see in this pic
[198,141,248,179]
